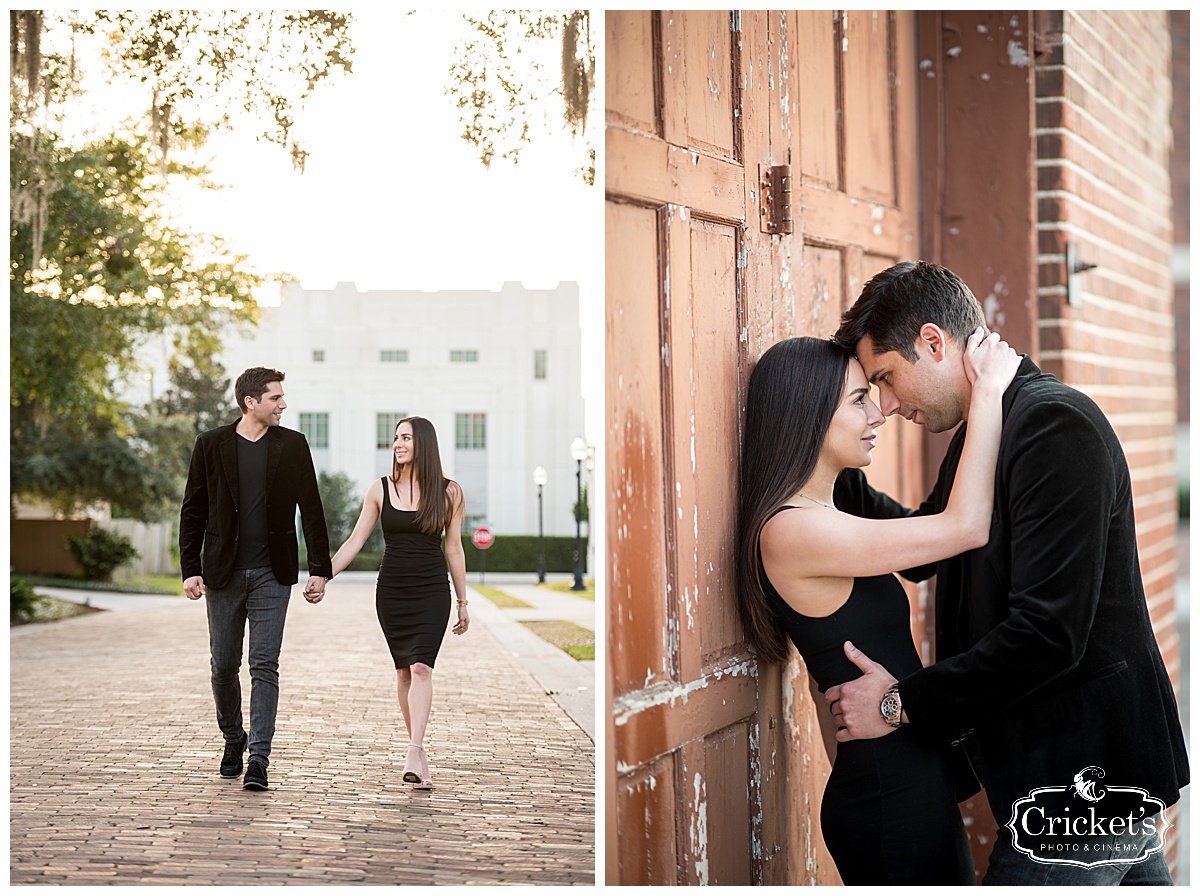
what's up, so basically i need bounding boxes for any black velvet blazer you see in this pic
[837,357,1188,816]
[179,420,333,589]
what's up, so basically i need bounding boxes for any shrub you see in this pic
[461,534,588,574]
[65,527,139,582]
[11,576,45,623]
[303,536,588,575]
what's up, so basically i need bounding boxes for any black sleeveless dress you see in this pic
[762,505,974,885]
[375,478,452,669]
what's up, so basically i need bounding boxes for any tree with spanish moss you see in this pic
[446,10,596,185]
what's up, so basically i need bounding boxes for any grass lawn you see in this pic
[539,579,595,601]
[519,619,595,661]
[21,574,183,595]
[472,584,533,609]
[125,575,186,595]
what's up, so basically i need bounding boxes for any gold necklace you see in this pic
[796,493,835,510]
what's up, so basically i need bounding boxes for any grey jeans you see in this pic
[205,567,292,766]
[983,814,1173,885]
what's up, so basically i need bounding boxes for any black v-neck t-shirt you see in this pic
[233,433,271,570]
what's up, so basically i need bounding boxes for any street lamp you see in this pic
[570,437,588,591]
[533,465,548,584]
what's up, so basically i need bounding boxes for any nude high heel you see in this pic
[404,743,433,790]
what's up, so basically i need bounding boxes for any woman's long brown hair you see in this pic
[735,337,852,664]
[390,416,461,537]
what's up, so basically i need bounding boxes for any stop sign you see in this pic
[471,526,494,550]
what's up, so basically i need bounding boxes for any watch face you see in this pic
[881,693,901,722]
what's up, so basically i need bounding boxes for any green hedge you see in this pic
[460,534,588,573]
[305,535,588,575]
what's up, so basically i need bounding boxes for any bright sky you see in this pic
[164,8,603,441]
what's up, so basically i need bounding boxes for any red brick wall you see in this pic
[1171,11,1190,422]
[1035,9,1182,871]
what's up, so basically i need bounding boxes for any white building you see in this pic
[214,280,587,537]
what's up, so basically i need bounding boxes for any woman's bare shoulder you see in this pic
[760,504,833,551]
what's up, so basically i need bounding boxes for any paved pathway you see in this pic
[465,573,597,741]
[10,577,595,885]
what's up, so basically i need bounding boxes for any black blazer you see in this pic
[837,357,1188,816]
[179,420,333,589]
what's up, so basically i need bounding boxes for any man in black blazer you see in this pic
[180,366,333,791]
[824,262,1188,884]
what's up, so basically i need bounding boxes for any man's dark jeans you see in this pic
[205,567,291,767]
[983,815,1173,885]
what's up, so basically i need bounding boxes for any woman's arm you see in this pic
[762,331,1019,582]
[444,481,470,634]
[329,479,384,578]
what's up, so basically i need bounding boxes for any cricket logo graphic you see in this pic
[1069,766,1107,803]
[1007,767,1168,867]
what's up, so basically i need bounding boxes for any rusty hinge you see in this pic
[759,164,793,235]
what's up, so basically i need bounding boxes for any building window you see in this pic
[299,412,329,449]
[455,413,487,450]
[454,413,488,526]
[534,349,547,380]
[380,350,408,363]
[450,349,479,363]
[376,412,407,449]
[313,349,325,363]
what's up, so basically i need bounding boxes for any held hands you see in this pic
[303,575,327,604]
[184,576,206,601]
[963,327,1021,391]
[824,641,898,742]
[452,602,470,635]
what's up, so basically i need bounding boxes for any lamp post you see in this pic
[570,437,588,591]
[533,465,548,584]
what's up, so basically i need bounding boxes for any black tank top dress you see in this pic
[762,505,974,885]
[375,478,452,669]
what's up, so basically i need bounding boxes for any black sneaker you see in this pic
[243,758,269,791]
[220,731,248,778]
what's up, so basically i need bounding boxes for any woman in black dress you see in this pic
[735,331,1019,884]
[325,416,469,789]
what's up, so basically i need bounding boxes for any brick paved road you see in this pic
[10,580,595,885]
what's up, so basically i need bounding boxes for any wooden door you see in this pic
[606,11,922,885]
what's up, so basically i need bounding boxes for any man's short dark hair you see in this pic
[235,367,286,412]
[833,260,986,362]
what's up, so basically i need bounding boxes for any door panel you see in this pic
[614,756,677,885]
[796,11,839,189]
[606,201,670,696]
[843,10,898,204]
[680,219,742,664]
[675,12,736,157]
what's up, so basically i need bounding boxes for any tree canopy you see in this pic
[9,11,354,517]
[446,11,596,185]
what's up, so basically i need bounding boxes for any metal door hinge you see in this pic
[759,164,793,235]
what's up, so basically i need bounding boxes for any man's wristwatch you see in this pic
[880,683,908,729]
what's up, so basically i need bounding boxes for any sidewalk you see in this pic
[10,577,595,885]
[464,572,597,741]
